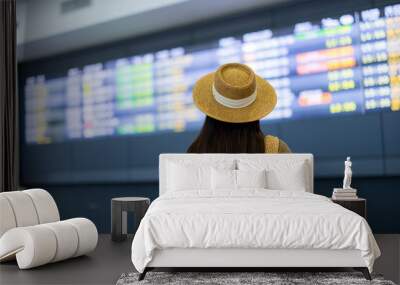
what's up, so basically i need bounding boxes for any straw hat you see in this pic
[192,63,277,123]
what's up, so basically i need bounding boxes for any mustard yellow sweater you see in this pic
[265,135,291,153]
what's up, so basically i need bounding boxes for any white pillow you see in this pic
[238,159,308,191]
[166,159,235,192]
[211,168,236,190]
[266,166,307,191]
[237,169,267,189]
[167,162,210,191]
[211,169,267,190]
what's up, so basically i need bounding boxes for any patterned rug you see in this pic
[116,271,396,285]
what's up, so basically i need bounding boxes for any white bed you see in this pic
[131,154,380,280]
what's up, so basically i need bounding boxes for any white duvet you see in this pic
[131,190,380,273]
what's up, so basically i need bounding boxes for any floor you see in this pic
[374,234,400,284]
[0,234,399,285]
[0,235,133,285]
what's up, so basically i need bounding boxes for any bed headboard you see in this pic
[159,154,314,196]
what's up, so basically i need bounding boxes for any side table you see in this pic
[331,198,367,219]
[111,197,150,242]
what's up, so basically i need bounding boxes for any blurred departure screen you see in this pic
[24,5,400,144]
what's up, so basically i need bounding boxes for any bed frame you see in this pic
[139,154,371,280]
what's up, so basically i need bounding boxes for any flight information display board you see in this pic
[24,4,400,144]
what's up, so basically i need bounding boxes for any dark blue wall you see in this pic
[19,111,400,184]
[19,0,400,234]
[41,176,400,234]
[19,0,400,185]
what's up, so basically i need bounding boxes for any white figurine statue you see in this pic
[343,157,353,189]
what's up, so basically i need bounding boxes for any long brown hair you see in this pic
[187,116,265,153]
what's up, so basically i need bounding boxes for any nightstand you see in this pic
[111,197,150,242]
[331,198,367,219]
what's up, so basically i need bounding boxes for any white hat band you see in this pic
[212,84,257,109]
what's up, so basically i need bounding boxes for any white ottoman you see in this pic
[0,189,98,269]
